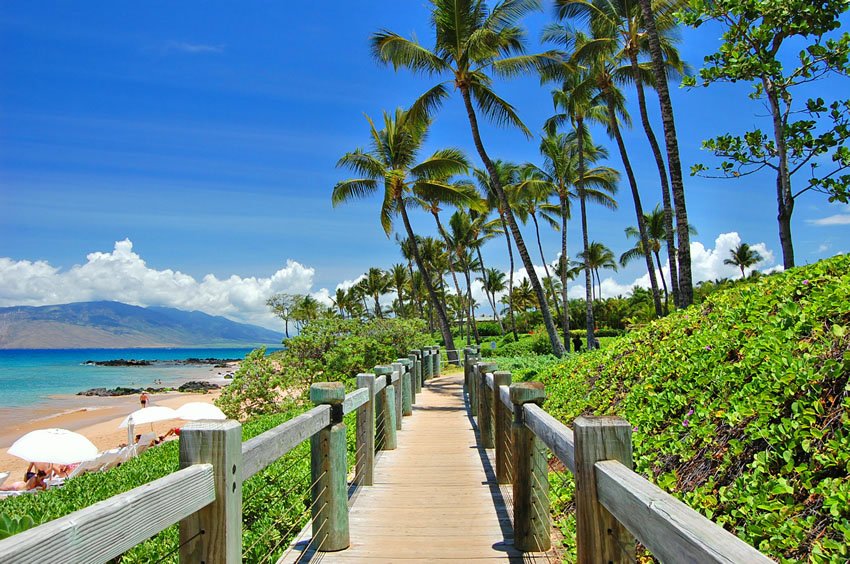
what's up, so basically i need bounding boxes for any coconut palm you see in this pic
[332,288,348,318]
[390,264,410,317]
[476,163,522,340]
[724,243,763,279]
[635,0,693,306]
[358,268,390,318]
[371,0,567,356]
[557,29,663,317]
[466,208,503,332]
[333,108,467,361]
[521,132,618,348]
[554,0,687,308]
[578,241,617,301]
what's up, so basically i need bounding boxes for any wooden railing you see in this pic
[463,346,772,563]
[0,346,442,563]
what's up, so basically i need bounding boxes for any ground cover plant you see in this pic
[521,254,850,562]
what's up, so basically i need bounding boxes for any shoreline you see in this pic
[0,362,237,480]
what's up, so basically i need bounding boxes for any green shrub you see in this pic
[475,321,502,337]
[524,254,850,562]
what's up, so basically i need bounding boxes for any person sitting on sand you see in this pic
[1,470,47,492]
[159,427,181,442]
[25,461,53,481]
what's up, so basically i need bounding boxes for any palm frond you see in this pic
[371,31,449,74]
[470,80,531,137]
[408,82,452,125]
[332,179,379,206]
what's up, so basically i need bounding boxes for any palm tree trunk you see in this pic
[637,0,693,307]
[559,195,571,351]
[531,211,563,339]
[499,213,519,340]
[398,203,458,363]
[432,211,468,344]
[459,86,565,357]
[764,78,796,268]
[654,249,669,313]
[463,266,481,344]
[629,49,681,308]
[606,98,664,317]
[373,293,383,318]
[577,120,598,349]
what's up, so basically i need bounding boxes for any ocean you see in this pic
[0,348,277,408]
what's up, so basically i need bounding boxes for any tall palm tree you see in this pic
[547,69,612,349]
[578,241,617,301]
[559,29,663,317]
[476,163,521,340]
[522,132,618,347]
[332,108,467,361]
[479,267,507,332]
[372,0,567,356]
[358,268,390,318]
[554,0,687,309]
[396,235,424,317]
[636,0,694,306]
[332,288,348,318]
[724,243,763,279]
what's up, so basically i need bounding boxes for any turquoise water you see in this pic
[0,348,277,408]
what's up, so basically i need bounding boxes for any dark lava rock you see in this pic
[77,386,171,397]
[178,381,221,393]
[86,359,152,367]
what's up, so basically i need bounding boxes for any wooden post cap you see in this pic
[574,415,632,430]
[397,358,412,368]
[373,365,393,376]
[310,382,345,405]
[477,362,499,374]
[408,350,420,357]
[493,371,512,385]
[510,382,546,405]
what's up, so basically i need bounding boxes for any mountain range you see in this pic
[0,301,284,349]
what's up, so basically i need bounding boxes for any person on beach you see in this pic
[25,461,53,481]
[1,470,47,491]
[140,391,149,408]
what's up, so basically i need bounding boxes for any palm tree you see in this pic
[390,263,410,317]
[558,29,664,317]
[332,288,348,318]
[467,208,503,331]
[578,241,617,301]
[724,243,763,279]
[479,267,507,333]
[554,0,687,309]
[332,108,467,361]
[521,132,618,348]
[372,0,567,357]
[476,163,521,340]
[358,268,391,318]
[635,0,693,306]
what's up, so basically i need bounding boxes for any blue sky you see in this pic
[1,1,848,329]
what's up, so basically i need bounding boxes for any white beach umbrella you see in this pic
[119,406,179,429]
[175,402,226,421]
[8,428,98,465]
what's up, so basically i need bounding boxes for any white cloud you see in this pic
[159,41,224,54]
[808,213,850,226]
[0,239,315,330]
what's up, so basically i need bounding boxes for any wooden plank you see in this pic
[179,420,243,563]
[374,376,387,393]
[355,374,376,487]
[485,372,494,390]
[595,460,772,563]
[241,405,330,479]
[523,403,576,473]
[498,384,511,410]
[0,465,214,564]
[343,387,369,415]
[493,372,512,485]
[574,416,634,564]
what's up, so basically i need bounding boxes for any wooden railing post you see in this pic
[574,416,634,563]
[355,373,376,486]
[477,361,498,448]
[493,370,512,484]
[434,346,441,376]
[309,382,350,551]
[407,353,418,403]
[398,358,413,416]
[420,348,432,381]
[510,382,551,552]
[178,420,242,563]
[409,350,422,393]
[391,362,404,429]
[373,365,397,450]
[470,361,479,417]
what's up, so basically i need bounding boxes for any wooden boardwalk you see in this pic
[284,371,542,562]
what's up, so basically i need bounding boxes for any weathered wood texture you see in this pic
[285,373,538,561]
[493,373,512,485]
[469,361,479,417]
[510,383,550,552]
[242,406,330,479]
[392,362,404,429]
[573,416,634,564]
[310,382,350,551]
[595,460,773,563]
[0,464,214,564]
[478,368,495,449]
[523,403,576,473]
[355,373,376,487]
[179,420,243,563]
[342,387,369,415]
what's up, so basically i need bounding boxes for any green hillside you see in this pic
[531,255,849,562]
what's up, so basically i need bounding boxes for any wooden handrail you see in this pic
[0,464,215,563]
[595,460,772,563]
[523,403,575,473]
[242,405,330,479]
[342,387,369,415]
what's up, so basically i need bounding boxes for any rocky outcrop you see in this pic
[178,381,221,393]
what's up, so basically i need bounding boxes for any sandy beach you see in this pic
[0,364,236,481]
